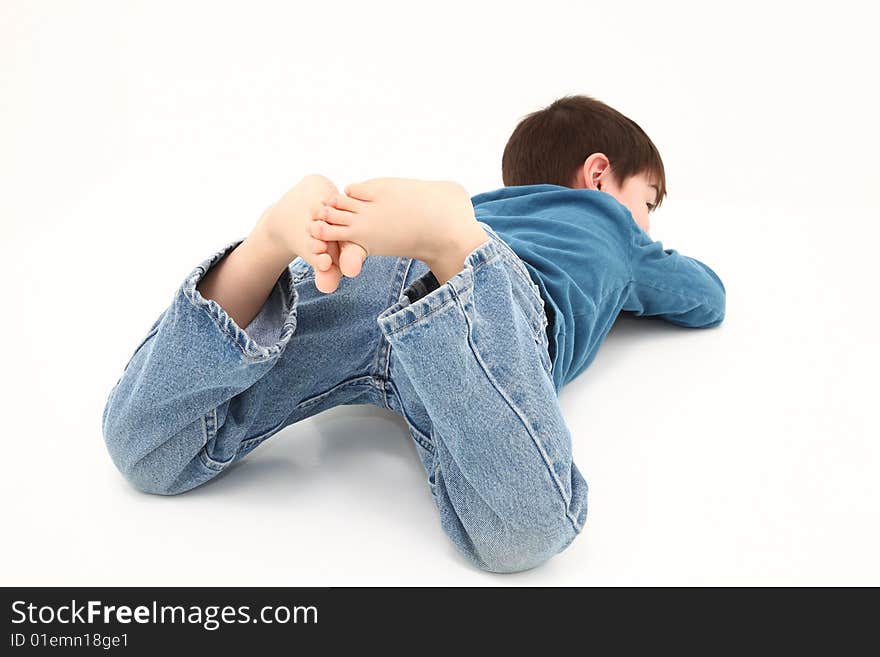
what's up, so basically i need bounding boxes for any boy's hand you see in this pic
[257,174,367,294]
[314,177,486,269]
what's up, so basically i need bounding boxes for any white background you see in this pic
[2,0,877,585]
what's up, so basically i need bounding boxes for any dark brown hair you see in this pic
[501,94,667,210]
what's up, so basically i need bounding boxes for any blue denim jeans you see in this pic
[102,221,589,573]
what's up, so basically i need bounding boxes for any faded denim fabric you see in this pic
[102,188,725,573]
[102,222,585,573]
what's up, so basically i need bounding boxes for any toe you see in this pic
[343,182,376,202]
[339,242,368,278]
[314,263,342,294]
[312,219,353,242]
[323,205,355,226]
[330,193,361,212]
[300,250,330,272]
[316,252,332,271]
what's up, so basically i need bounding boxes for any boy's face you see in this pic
[571,154,660,234]
[599,171,659,235]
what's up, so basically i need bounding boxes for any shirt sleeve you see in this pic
[622,229,726,328]
[101,237,299,495]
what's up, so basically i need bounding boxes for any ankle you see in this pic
[423,224,489,285]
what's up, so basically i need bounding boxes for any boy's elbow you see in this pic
[699,286,726,328]
[701,308,725,328]
[666,287,726,329]
[695,262,726,327]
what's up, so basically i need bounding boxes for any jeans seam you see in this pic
[198,408,233,471]
[295,375,375,409]
[483,228,546,340]
[451,284,582,535]
[488,243,548,345]
[404,419,435,454]
[483,223,546,312]
[377,257,414,412]
[199,445,233,471]
[239,414,292,449]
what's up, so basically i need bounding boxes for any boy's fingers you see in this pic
[310,236,328,254]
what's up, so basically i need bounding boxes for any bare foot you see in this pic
[312,177,487,273]
[260,174,366,294]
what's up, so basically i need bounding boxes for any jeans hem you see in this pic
[376,227,505,337]
[180,237,299,363]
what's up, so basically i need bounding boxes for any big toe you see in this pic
[339,241,368,278]
[314,262,342,293]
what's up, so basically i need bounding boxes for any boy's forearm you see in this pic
[195,225,295,330]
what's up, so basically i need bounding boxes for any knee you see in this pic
[121,459,189,496]
[103,415,220,496]
[470,518,583,574]
[106,452,184,496]
[105,436,197,497]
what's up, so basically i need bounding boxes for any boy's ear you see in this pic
[580,152,611,190]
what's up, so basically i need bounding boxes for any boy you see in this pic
[102,95,726,574]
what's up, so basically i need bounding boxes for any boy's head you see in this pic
[501,94,666,234]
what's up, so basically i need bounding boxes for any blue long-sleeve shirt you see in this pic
[471,184,726,393]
